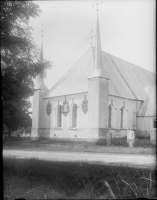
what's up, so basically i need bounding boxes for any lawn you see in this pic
[3,137,156,155]
[3,157,156,199]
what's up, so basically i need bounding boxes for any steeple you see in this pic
[40,36,43,62]
[34,24,48,90]
[88,11,109,79]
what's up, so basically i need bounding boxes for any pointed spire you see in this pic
[88,11,109,79]
[34,25,48,91]
[40,36,43,62]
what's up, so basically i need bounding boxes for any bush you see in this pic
[96,137,128,147]
[111,137,128,147]
[135,130,150,140]
[134,139,155,148]
[96,139,107,146]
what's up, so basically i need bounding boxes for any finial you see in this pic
[87,30,95,46]
[39,24,46,38]
[93,1,102,12]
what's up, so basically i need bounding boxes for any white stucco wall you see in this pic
[108,95,138,130]
[40,93,89,139]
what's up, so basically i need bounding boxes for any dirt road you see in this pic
[3,149,156,168]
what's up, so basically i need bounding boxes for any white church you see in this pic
[31,12,156,141]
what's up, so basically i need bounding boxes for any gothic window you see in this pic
[120,102,127,129]
[108,99,116,128]
[72,104,77,128]
[153,118,156,128]
[57,105,62,127]
[108,105,112,128]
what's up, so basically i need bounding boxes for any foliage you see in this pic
[3,158,156,199]
[134,139,155,148]
[1,1,52,133]
[135,130,150,139]
[96,137,128,147]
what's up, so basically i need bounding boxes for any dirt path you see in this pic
[3,149,156,168]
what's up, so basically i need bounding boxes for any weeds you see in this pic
[3,158,156,199]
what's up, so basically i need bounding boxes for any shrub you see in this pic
[134,139,155,148]
[96,139,107,146]
[96,137,128,147]
[111,137,128,147]
[135,130,150,140]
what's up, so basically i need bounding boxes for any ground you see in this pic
[3,149,156,168]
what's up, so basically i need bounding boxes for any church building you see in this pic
[31,12,156,140]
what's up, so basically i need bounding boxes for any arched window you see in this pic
[108,105,112,128]
[152,118,156,128]
[108,99,116,128]
[120,102,127,129]
[56,105,62,127]
[72,104,77,128]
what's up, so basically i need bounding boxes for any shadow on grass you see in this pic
[3,157,156,199]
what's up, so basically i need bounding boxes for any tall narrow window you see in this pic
[57,105,62,127]
[72,104,77,128]
[108,105,112,128]
[108,99,116,128]
[153,118,156,128]
[120,102,127,129]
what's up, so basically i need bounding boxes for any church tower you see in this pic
[88,11,109,139]
[31,29,48,139]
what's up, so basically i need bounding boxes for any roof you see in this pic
[45,47,155,101]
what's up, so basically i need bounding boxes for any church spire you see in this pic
[34,24,48,90]
[40,36,43,62]
[88,9,109,79]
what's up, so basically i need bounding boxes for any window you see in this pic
[120,102,127,129]
[108,100,116,128]
[57,105,62,127]
[153,119,156,128]
[72,104,77,128]
[108,105,112,128]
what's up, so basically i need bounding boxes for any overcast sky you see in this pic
[30,0,155,91]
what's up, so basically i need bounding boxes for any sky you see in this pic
[29,0,155,108]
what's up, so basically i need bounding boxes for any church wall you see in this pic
[41,93,89,139]
[37,92,151,139]
[137,116,156,133]
[108,95,137,132]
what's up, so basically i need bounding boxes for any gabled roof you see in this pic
[44,47,155,100]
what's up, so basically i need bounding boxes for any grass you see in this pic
[3,157,156,199]
[3,137,156,155]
